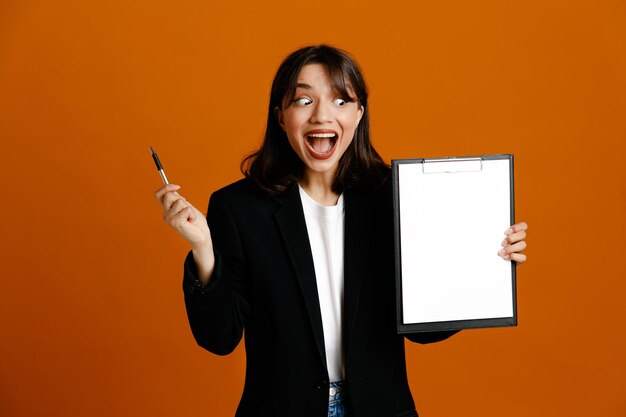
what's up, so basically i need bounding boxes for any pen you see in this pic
[150,146,169,185]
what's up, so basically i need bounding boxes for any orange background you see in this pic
[1,0,625,416]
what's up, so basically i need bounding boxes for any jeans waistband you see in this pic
[329,381,345,403]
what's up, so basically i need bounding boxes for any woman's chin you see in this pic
[302,158,340,178]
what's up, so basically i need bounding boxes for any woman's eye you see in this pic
[333,98,346,107]
[294,98,312,106]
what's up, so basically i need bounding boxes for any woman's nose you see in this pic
[309,101,332,124]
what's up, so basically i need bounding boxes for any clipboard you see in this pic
[392,154,517,333]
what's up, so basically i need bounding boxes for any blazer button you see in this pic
[317,379,329,390]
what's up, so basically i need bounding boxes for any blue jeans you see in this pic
[328,381,347,417]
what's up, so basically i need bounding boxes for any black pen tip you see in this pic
[150,146,155,155]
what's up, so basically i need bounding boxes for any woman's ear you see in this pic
[356,104,364,124]
[274,106,285,130]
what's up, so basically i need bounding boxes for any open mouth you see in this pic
[305,132,338,160]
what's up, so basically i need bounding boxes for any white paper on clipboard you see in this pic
[395,155,515,329]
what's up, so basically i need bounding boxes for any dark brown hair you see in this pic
[241,45,389,194]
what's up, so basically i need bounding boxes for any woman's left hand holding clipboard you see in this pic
[498,222,528,264]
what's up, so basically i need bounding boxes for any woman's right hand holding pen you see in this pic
[155,184,215,285]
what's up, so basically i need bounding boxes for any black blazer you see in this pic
[182,178,456,417]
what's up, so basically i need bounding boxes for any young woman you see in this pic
[155,45,528,417]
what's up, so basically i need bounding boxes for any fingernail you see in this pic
[498,249,506,256]
[505,227,513,235]
[501,239,508,246]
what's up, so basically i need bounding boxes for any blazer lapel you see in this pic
[343,189,373,354]
[274,188,327,367]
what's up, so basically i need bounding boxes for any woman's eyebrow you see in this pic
[296,82,312,89]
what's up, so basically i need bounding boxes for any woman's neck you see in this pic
[300,171,339,206]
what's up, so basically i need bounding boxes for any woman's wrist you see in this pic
[191,242,215,286]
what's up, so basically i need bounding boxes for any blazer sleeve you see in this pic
[404,330,459,344]
[182,192,251,356]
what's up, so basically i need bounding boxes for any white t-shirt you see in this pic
[298,185,345,382]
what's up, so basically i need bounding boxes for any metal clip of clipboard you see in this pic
[422,157,483,174]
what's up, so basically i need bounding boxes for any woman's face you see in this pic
[277,63,364,181]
